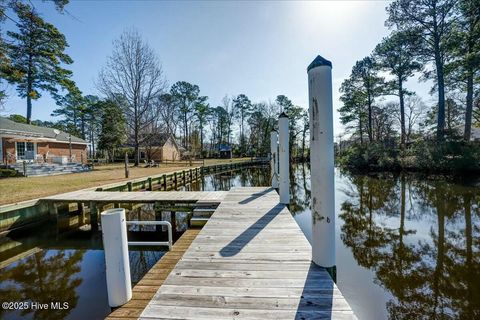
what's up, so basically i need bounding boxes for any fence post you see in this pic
[124,152,129,178]
[100,208,132,307]
[278,113,290,204]
[308,55,336,273]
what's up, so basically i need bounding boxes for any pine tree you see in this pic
[445,0,480,140]
[194,100,210,157]
[374,31,422,146]
[98,100,127,162]
[342,57,385,143]
[51,87,84,137]
[233,94,252,155]
[170,81,203,151]
[339,77,368,144]
[387,0,457,140]
[5,2,74,123]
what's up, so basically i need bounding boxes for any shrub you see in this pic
[338,139,480,173]
[0,168,20,178]
[337,143,400,171]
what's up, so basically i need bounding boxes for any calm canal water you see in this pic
[0,164,479,319]
[192,164,480,320]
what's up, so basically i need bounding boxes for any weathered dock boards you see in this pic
[140,187,356,320]
[40,191,228,204]
[107,229,201,320]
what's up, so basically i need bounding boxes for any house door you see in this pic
[16,142,36,161]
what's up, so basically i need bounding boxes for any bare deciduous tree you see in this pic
[98,29,167,165]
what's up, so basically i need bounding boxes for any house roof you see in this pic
[0,117,87,144]
[135,133,179,149]
[148,133,172,147]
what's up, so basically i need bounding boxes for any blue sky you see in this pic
[1,0,432,136]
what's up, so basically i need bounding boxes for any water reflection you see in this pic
[338,173,480,319]
[0,250,83,319]
[0,224,167,319]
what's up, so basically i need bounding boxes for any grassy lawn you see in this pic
[0,158,251,206]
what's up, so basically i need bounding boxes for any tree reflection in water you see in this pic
[0,250,84,319]
[339,173,480,319]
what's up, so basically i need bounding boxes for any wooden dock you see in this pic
[107,229,201,320]
[41,191,228,204]
[135,187,356,319]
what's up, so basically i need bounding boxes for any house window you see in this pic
[16,142,35,160]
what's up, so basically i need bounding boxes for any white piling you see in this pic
[278,113,290,204]
[308,55,335,268]
[101,208,132,307]
[270,131,279,189]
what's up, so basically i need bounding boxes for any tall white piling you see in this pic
[270,131,279,189]
[101,208,132,307]
[278,113,290,204]
[307,55,335,269]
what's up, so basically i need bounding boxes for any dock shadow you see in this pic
[238,188,274,205]
[295,263,335,320]
[219,204,284,257]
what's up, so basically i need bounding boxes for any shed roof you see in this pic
[219,144,232,151]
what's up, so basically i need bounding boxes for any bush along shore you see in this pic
[336,138,480,174]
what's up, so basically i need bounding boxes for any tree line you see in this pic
[338,0,480,172]
[0,2,309,165]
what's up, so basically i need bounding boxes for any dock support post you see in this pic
[147,177,152,191]
[90,201,98,232]
[162,174,167,190]
[174,172,178,190]
[170,211,176,233]
[307,55,336,273]
[270,131,279,189]
[278,113,290,204]
[100,208,132,307]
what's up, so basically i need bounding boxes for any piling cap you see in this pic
[307,55,332,71]
[279,112,289,119]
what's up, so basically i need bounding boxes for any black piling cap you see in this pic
[279,112,289,119]
[307,55,332,71]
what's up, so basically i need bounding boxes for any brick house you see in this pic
[0,117,88,164]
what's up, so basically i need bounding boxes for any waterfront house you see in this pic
[0,117,88,164]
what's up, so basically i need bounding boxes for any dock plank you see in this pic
[106,229,200,319]
[41,191,228,204]
[139,187,356,320]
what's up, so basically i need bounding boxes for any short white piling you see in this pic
[270,131,279,189]
[307,55,335,269]
[278,113,290,204]
[101,208,132,307]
